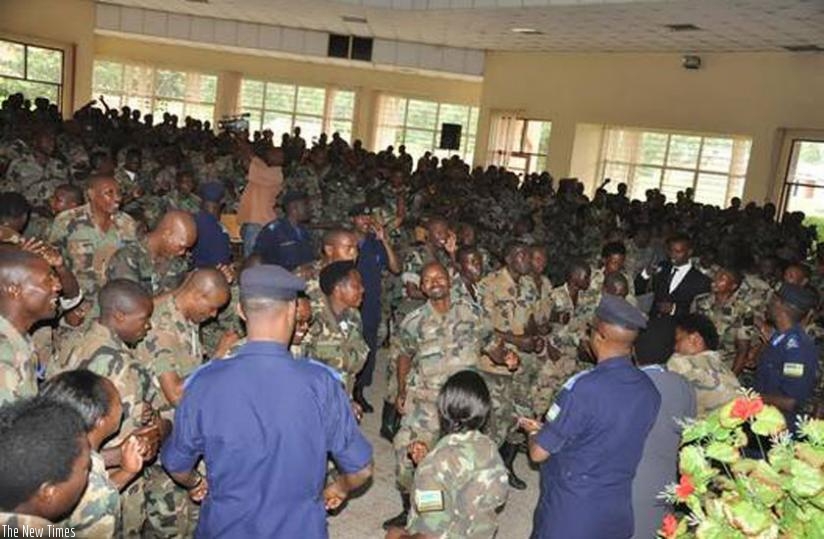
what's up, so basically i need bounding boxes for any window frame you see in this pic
[0,37,65,111]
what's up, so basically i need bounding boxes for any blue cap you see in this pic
[777,283,818,313]
[596,295,648,331]
[239,265,306,301]
[199,182,225,203]
[281,190,308,208]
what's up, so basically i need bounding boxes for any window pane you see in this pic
[124,64,154,97]
[296,86,325,115]
[186,73,216,103]
[438,103,469,126]
[98,93,122,110]
[125,96,153,117]
[0,79,58,103]
[243,110,263,133]
[695,173,729,207]
[638,132,668,166]
[603,162,631,186]
[404,128,436,159]
[406,100,438,129]
[661,169,695,200]
[294,114,323,143]
[26,46,62,83]
[330,120,352,141]
[523,121,549,155]
[262,112,293,138]
[93,61,123,93]
[264,83,295,112]
[155,70,186,99]
[184,103,214,123]
[331,90,354,119]
[667,134,701,168]
[375,125,403,152]
[241,80,265,109]
[632,166,663,198]
[379,96,407,127]
[468,107,479,136]
[154,99,185,119]
[699,137,733,173]
[0,41,25,78]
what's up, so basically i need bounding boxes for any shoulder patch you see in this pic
[562,368,593,391]
[546,402,561,422]
[785,336,799,350]
[783,362,805,378]
[414,490,444,513]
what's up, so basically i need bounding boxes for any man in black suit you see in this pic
[634,233,711,318]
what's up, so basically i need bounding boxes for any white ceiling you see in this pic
[99,0,824,52]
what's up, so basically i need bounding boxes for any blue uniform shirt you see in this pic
[755,324,818,431]
[253,217,314,270]
[531,356,661,539]
[161,341,372,538]
[357,234,388,325]
[192,210,232,267]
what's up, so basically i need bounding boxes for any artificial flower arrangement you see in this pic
[657,390,824,538]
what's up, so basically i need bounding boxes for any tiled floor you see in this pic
[328,353,540,539]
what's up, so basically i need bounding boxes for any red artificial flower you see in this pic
[660,513,679,538]
[731,396,765,420]
[674,474,695,501]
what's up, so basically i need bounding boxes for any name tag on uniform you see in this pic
[783,363,805,378]
[415,490,444,513]
[546,403,561,422]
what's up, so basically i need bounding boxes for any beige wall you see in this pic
[0,0,96,113]
[477,51,824,203]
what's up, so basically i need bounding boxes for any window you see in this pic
[598,126,752,206]
[240,79,355,143]
[374,95,479,163]
[92,60,217,124]
[487,113,552,177]
[0,39,64,108]
[781,139,824,238]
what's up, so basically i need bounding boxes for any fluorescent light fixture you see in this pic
[511,28,543,35]
[342,15,369,24]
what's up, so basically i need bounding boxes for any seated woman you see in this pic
[386,370,509,539]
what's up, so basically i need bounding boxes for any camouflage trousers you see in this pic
[533,352,584,418]
[121,477,145,537]
[393,390,440,493]
[481,372,515,447]
[143,464,199,538]
[506,353,540,444]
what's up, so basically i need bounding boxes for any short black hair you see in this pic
[667,232,692,248]
[319,260,357,296]
[603,271,629,294]
[39,370,112,432]
[54,184,84,206]
[717,266,743,285]
[99,278,152,318]
[456,246,480,265]
[0,192,31,222]
[438,370,491,435]
[505,241,528,258]
[0,398,86,510]
[601,241,627,259]
[676,313,720,351]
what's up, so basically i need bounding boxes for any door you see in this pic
[778,134,824,239]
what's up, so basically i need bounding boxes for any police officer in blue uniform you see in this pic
[253,190,315,270]
[754,283,819,433]
[161,265,373,538]
[519,295,661,539]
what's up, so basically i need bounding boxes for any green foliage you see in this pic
[659,394,824,538]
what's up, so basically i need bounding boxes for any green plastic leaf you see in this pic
[725,499,775,535]
[751,406,787,437]
[705,442,740,464]
[795,442,824,469]
[695,517,743,539]
[789,459,824,498]
[768,442,795,473]
[718,400,746,429]
[799,418,824,447]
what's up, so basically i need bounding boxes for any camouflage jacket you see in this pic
[407,430,509,539]
[5,152,69,204]
[48,203,138,303]
[105,238,189,295]
[667,350,742,419]
[201,284,244,358]
[549,283,599,351]
[691,291,756,366]
[59,450,120,537]
[138,295,202,411]
[739,274,774,315]
[532,274,554,326]
[398,299,494,399]
[302,299,368,393]
[0,512,52,534]
[0,314,36,406]
[167,191,202,214]
[71,322,154,446]
[401,244,452,296]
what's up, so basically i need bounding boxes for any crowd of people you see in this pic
[0,91,822,539]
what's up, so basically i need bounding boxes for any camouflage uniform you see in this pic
[533,284,598,415]
[0,512,52,534]
[476,268,536,445]
[533,274,554,327]
[105,239,190,295]
[667,350,742,418]
[47,203,138,314]
[739,274,774,316]
[167,191,201,214]
[590,267,635,303]
[287,165,324,221]
[691,291,756,368]
[406,430,509,539]
[201,284,243,359]
[138,295,202,539]
[4,152,69,204]
[0,313,36,406]
[803,322,824,418]
[69,321,155,536]
[393,299,495,493]
[59,450,120,537]
[302,299,369,394]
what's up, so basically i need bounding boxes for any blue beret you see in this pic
[199,182,225,203]
[239,265,306,301]
[596,295,648,331]
[281,190,308,207]
[777,283,818,313]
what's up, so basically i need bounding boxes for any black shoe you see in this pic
[499,442,528,490]
[382,494,410,530]
[380,400,400,442]
[353,387,374,414]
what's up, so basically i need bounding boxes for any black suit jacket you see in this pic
[634,261,712,317]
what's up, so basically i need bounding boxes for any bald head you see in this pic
[0,246,60,326]
[154,210,197,258]
[0,247,44,289]
[603,272,629,298]
[99,279,151,318]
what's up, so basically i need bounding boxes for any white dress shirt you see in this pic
[668,263,691,294]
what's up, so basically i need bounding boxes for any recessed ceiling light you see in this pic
[511,28,543,35]
[342,15,368,24]
[665,23,702,32]
[783,44,824,52]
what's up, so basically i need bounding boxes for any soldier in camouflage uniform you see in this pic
[138,269,230,539]
[390,372,508,539]
[452,246,485,304]
[48,175,138,317]
[106,210,196,295]
[167,171,202,214]
[4,130,68,208]
[476,242,537,490]
[0,248,61,405]
[302,261,369,394]
[589,241,636,305]
[287,146,326,223]
[666,313,742,418]
[295,228,358,311]
[384,262,509,529]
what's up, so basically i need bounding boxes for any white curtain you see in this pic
[372,94,407,152]
[486,110,524,168]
